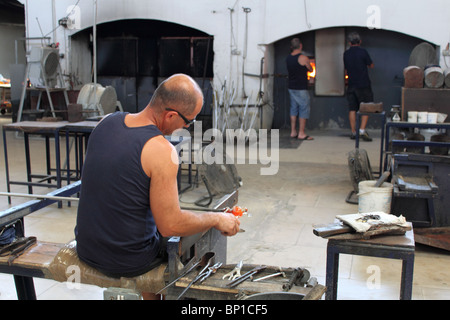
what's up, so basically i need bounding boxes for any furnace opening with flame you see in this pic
[307,60,316,80]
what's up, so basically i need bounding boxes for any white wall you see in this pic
[0,24,26,78]
[264,0,450,46]
[19,0,450,115]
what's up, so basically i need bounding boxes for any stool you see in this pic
[325,226,415,300]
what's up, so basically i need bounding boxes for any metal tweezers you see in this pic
[0,236,37,265]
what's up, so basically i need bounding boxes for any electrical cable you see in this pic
[304,0,312,29]
[242,7,251,98]
[43,0,82,38]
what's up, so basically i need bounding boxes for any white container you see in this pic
[437,113,447,123]
[418,112,428,123]
[420,128,439,153]
[427,112,438,123]
[408,111,417,122]
[358,180,393,214]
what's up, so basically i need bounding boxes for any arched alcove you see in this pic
[271,27,435,130]
[70,19,214,118]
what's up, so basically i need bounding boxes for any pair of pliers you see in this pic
[177,261,223,300]
[222,260,243,281]
[198,262,223,283]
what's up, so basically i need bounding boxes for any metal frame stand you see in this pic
[325,229,415,300]
[17,48,69,123]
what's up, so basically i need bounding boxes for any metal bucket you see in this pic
[244,292,304,300]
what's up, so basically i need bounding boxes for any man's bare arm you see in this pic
[299,55,313,72]
[143,137,240,237]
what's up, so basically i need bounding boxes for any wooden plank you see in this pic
[356,224,415,247]
[325,225,410,240]
[414,227,450,251]
[0,241,64,278]
[303,284,327,300]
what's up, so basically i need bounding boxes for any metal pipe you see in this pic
[93,0,97,85]
[180,206,222,212]
[241,7,251,99]
[0,192,79,202]
[52,0,57,43]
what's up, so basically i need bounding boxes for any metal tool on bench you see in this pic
[222,260,243,280]
[197,262,223,283]
[155,252,211,295]
[177,260,223,300]
[176,253,217,300]
[252,270,286,282]
[226,265,267,288]
[0,236,37,265]
[282,267,304,292]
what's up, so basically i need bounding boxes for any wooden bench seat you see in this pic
[0,240,167,294]
[0,241,64,279]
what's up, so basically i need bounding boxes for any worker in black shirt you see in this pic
[286,38,314,141]
[344,32,374,141]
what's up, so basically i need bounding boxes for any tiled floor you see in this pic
[0,115,449,300]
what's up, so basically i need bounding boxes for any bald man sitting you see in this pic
[75,74,240,279]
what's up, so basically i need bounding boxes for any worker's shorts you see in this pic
[347,87,373,112]
[288,89,310,119]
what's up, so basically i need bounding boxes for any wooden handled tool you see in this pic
[374,171,390,187]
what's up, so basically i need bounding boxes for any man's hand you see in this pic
[215,212,241,236]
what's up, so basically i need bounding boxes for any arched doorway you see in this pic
[272,27,435,130]
[70,19,214,123]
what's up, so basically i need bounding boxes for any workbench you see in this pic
[2,119,193,203]
[0,182,238,300]
[2,121,70,205]
[164,264,321,300]
[384,120,450,171]
[0,181,81,299]
[384,121,450,228]
[0,180,326,300]
[325,224,415,300]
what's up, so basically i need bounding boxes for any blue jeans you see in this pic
[288,89,310,119]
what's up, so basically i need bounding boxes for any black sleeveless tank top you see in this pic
[75,112,163,277]
[286,53,308,90]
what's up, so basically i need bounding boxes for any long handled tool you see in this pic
[226,265,266,288]
[176,254,218,300]
[374,171,391,187]
[155,253,205,295]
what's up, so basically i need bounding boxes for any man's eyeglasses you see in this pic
[165,108,196,126]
